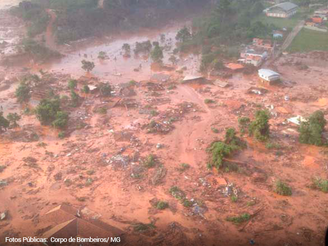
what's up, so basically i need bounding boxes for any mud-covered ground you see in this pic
[1,4,328,246]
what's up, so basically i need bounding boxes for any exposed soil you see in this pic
[1,4,328,246]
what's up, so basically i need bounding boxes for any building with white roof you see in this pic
[258,69,280,82]
[264,2,298,18]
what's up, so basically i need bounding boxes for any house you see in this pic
[305,19,317,27]
[312,16,323,24]
[239,49,268,67]
[264,2,298,18]
[252,38,273,49]
[258,69,280,82]
[182,75,205,83]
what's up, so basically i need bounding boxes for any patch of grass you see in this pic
[58,131,66,139]
[231,195,238,203]
[96,107,107,114]
[204,99,215,104]
[182,199,193,207]
[266,142,282,150]
[274,180,292,196]
[312,177,328,193]
[156,201,169,210]
[86,170,95,175]
[226,213,250,224]
[211,127,219,133]
[169,186,186,200]
[177,163,190,172]
[150,110,159,117]
[287,28,328,53]
[246,200,256,206]
[133,223,155,232]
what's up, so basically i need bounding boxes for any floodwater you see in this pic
[39,23,201,84]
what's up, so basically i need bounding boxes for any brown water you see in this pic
[38,23,200,83]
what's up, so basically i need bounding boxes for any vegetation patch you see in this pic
[299,110,326,146]
[208,128,245,170]
[312,177,328,193]
[249,110,270,142]
[226,213,250,224]
[274,180,292,196]
[287,28,328,53]
[155,201,169,210]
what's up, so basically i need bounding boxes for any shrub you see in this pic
[274,180,292,196]
[238,117,250,134]
[52,111,69,129]
[99,83,112,97]
[231,195,238,202]
[68,79,77,90]
[156,201,169,210]
[299,110,326,146]
[58,131,65,139]
[226,213,250,224]
[15,81,31,103]
[143,154,156,168]
[211,127,219,133]
[208,128,244,170]
[249,110,270,141]
[312,177,328,193]
[35,98,61,125]
[204,99,215,104]
[82,85,90,94]
[178,163,190,172]
[0,112,10,132]
[70,90,80,107]
[133,223,155,232]
[7,113,21,128]
[266,142,281,150]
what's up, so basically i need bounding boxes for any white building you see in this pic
[258,69,280,82]
[264,2,298,18]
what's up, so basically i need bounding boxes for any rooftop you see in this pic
[267,2,298,12]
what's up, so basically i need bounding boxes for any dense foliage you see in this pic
[299,110,326,146]
[249,110,270,141]
[35,98,69,129]
[209,128,245,170]
[15,81,31,103]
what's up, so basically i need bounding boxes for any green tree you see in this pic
[82,85,90,94]
[99,82,111,97]
[299,110,326,146]
[52,111,69,129]
[249,110,270,141]
[7,113,21,128]
[81,60,95,72]
[70,90,80,107]
[15,81,31,103]
[122,43,131,56]
[150,44,164,63]
[98,51,107,60]
[176,26,192,43]
[68,79,77,90]
[35,98,61,125]
[0,112,9,132]
[169,55,178,65]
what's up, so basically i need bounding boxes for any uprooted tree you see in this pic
[299,110,326,146]
[208,128,246,170]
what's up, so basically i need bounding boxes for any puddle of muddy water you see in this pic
[37,24,200,84]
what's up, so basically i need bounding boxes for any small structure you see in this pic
[182,75,205,83]
[258,69,280,82]
[239,49,268,67]
[264,2,298,18]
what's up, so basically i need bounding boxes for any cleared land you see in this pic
[287,28,328,53]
